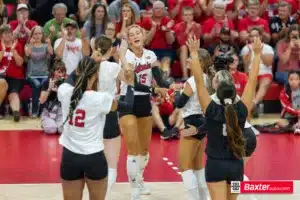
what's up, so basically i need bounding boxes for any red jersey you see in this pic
[141,16,173,49]
[203,17,235,45]
[279,88,300,117]
[0,41,25,79]
[231,71,248,96]
[238,16,270,34]
[173,21,201,47]
[9,20,38,47]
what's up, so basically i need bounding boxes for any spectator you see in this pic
[276,24,300,84]
[108,0,140,23]
[0,25,24,122]
[270,1,297,46]
[116,3,137,39]
[212,27,239,60]
[228,53,248,96]
[30,0,77,26]
[168,0,195,24]
[139,0,168,19]
[83,3,109,41]
[238,0,271,44]
[141,1,175,78]
[9,3,38,48]
[174,6,201,79]
[241,27,274,116]
[9,0,33,21]
[44,3,80,44]
[25,26,53,117]
[104,22,121,63]
[203,1,237,48]
[224,0,239,21]
[277,70,300,134]
[78,0,108,23]
[54,21,90,75]
[0,0,8,26]
[40,59,66,134]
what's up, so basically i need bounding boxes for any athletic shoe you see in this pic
[160,128,173,140]
[13,111,20,122]
[139,180,151,195]
[131,188,141,200]
[170,127,180,139]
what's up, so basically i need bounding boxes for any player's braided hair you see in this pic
[63,57,99,125]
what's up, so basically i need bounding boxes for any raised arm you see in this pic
[240,37,262,112]
[187,37,211,112]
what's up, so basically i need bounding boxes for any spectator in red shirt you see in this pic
[9,4,38,48]
[141,1,176,78]
[168,0,195,23]
[174,6,201,79]
[0,25,24,122]
[116,3,137,39]
[238,0,271,44]
[203,1,237,48]
[228,53,248,96]
[276,24,300,84]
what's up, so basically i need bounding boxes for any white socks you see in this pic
[127,155,140,188]
[139,153,149,180]
[194,169,210,200]
[181,170,200,200]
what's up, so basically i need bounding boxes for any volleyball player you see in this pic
[172,49,212,200]
[119,24,179,200]
[58,56,134,200]
[66,35,131,200]
[186,36,262,200]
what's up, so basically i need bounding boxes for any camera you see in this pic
[214,55,234,72]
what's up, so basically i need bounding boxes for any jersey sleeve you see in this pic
[93,92,114,115]
[148,50,157,64]
[187,77,196,93]
[57,83,70,102]
[125,50,136,65]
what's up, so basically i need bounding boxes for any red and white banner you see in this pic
[231,181,294,194]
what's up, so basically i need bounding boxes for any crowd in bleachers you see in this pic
[0,0,299,133]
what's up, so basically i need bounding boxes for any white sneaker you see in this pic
[131,188,141,200]
[140,180,151,195]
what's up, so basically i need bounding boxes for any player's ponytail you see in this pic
[63,57,99,125]
[217,81,246,159]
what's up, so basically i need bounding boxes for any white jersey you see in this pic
[58,83,113,155]
[210,93,252,128]
[98,60,121,96]
[182,75,208,118]
[120,49,157,96]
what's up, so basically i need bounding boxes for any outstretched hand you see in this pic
[252,37,263,55]
[186,36,200,54]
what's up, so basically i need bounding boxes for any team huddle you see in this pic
[57,25,262,200]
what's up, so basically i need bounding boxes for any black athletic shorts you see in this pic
[6,77,24,94]
[60,147,108,181]
[119,95,152,118]
[244,127,257,157]
[104,111,120,139]
[205,156,244,184]
[184,114,206,140]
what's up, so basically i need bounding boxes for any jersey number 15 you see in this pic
[69,109,86,128]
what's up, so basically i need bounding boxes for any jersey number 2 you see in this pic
[139,74,147,84]
[69,109,86,128]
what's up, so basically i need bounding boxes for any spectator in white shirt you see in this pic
[54,21,90,75]
[241,27,274,115]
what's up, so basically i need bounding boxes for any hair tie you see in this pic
[224,98,232,105]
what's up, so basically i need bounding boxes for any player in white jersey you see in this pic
[58,56,134,200]
[66,35,131,200]
[171,49,212,200]
[118,25,179,200]
[185,36,262,200]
